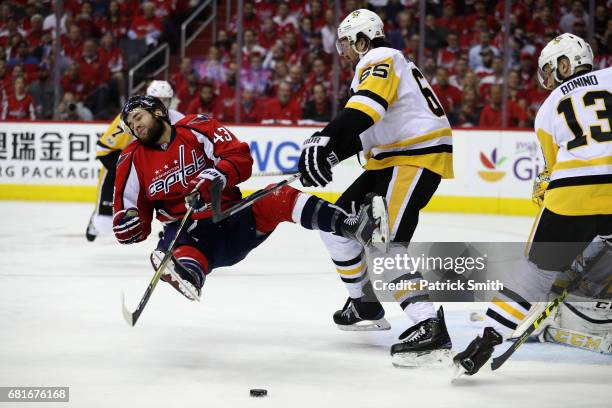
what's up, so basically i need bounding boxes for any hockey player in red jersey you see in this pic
[113,95,389,300]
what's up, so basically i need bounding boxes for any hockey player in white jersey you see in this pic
[298,9,454,366]
[455,33,612,376]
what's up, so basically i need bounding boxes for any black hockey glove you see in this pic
[298,132,339,187]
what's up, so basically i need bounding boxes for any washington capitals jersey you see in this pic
[113,114,253,235]
[535,67,612,215]
[345,47,453,179]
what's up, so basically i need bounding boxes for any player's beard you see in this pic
[140,117,164,148]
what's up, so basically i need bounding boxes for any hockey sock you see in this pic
[321,231,368,299]
[292,193,348,234]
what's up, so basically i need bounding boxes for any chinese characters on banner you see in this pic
[0,123,106,185]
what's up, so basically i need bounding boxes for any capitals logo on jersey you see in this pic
[148,145,206,197]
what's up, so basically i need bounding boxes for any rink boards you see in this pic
[0,121,542,215]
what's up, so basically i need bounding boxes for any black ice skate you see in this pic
[150,250,205,301]
[333,297,391,331]
[341,193,389,251]
[453,327,503,376]
[391,306,453,368]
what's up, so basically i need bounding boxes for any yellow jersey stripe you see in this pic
[387,166,419,234]
[345,100,382,123]
[553,156,612,171]
[536,128,559,169]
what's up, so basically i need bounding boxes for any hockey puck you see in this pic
[250,389,267,398]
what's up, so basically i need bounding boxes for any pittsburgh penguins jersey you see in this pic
[535,67,612,215]
[96,109,185,160]
[113,115,253,235]
[345,47,453,178]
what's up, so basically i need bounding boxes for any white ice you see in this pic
[0,202,609,408]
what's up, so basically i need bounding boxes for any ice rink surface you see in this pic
[0,201,609,408]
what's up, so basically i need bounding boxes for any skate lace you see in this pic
[341,298,358,319]
[403,324,429,345]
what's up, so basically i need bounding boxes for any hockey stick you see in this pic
[251,170,297,177]
[490,241,610,370]
[121,205,200,326]
[211,173,300,223]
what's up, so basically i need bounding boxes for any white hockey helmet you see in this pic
[537,33,594,90]
[146,80,174,104]
[336,9,385,57]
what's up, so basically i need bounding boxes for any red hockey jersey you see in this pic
[113,114,253,237]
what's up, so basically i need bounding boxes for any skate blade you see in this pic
[151,250,201,302]
[371,196,390,253]
[451,362,466,383]
[392,349,454,369]
[336,318,391,331]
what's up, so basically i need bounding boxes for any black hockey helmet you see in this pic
[120,94,169,132]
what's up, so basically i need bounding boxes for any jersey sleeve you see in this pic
[179,115,253,187]
[113,146,153,239]
[534,101,558,170]
[345,51,403,123]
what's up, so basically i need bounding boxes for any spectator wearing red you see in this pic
[171,57,192,95]
[99,1,130,40]
[0,60,8,102]
[187,83,217,117]
[436,1,463,34]
[1,76,35,119]
[432,67,462,113]
[465,0,497,32]
[26,14,44,49]
[525,6,557,45]
[437,31,461,70]
[99,32,126,104]
[150,0,175,20]
[216,61,238,107]
[261,81,301,124]
[479,84,528,128]
[280,30,303,66]
[176,72,200,113]
[61,61,88,101]
[302,83,331,123]
[75,2,101,39]
[304,57,331,95]
[0,18,27,48]
[272,2,298,35]
[62,24,83,61]
[229,1,259,34]
[460,17,488,50]
[78,38,110,96]
[217,87,264,123]
[128,1,162,46]
[448,87,482,128]
[449,56,470,89]
[258,16,278,50]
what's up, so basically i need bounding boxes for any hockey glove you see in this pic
[532,169,550,207]
[185,168,227,212]
[113,208,146,244]
[298,132,339,187]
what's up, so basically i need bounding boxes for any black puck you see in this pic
[250,389,267,397]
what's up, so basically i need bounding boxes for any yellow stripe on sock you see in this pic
[492,297,526,320]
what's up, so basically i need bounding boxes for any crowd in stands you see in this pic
[0,0,610,128]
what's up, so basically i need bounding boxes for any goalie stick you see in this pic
[121,204,199,326]
[489,239,610,371]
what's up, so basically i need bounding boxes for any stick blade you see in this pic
[121,291,135,327]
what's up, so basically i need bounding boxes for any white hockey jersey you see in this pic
[535,67,612,215]
[344,47,453,178]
